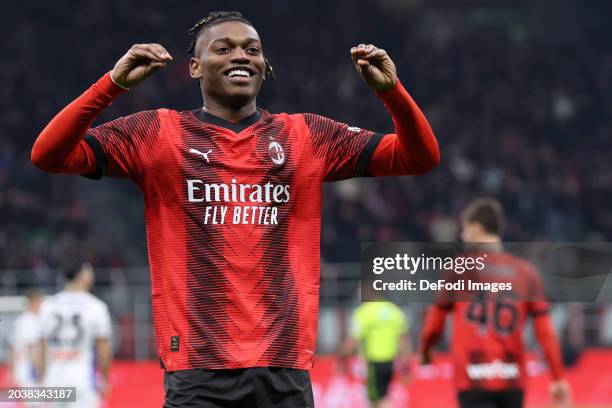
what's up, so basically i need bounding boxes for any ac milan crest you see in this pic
[268,141,285,165]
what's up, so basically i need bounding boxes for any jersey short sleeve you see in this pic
[303,113,383,181]
[84,110,161,180]
[527,265,549,316]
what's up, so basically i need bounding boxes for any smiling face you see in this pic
[189,21,266,109]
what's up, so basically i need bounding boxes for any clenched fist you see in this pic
[110,44,173,89]
[350,44,397,92]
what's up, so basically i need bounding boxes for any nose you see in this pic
[230,47,250,63]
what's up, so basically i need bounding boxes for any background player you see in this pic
[39,262,112,408]
[419,198,571,408]
[30,10,439,407]
[339,292,411,408]
[7,289,44,390]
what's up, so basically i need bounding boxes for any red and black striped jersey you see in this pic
[85,108,381,371]
[437,251,549,391]
[32,72,439,371]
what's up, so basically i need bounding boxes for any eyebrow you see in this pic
[210,37,260,45]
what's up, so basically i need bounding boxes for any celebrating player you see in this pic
[31,10,439,407]
[39,262,112,408]
[418,198,571,408]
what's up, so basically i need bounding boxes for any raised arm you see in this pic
[350,44,440,176]
[31,44,172,174]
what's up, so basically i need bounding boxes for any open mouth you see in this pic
[223,67,255,79]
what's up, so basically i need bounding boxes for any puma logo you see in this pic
[189,148,212,163]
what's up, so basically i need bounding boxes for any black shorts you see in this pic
[163,367,314,408]
[458,389,524,408]
[366,361,394,402]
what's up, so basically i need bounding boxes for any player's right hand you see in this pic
[111,44,173,89]
[550,379,571,408]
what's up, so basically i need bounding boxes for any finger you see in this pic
[351,44,380,61]
[351,52,373,66]
[151,43,173,61]
[132,44,169,62]
[351,43,367,58]
[147,61,168,71]
[130,46,164,62]
[146,44,172,61]
[369,49,386,59]
[350,46,366,59]
[361,49,386,61]
[351,53,364,67]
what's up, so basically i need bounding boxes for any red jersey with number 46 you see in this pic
[437,251,549,391]
[84,108,382,371]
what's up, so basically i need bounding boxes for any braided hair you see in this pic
[188,11,275,79]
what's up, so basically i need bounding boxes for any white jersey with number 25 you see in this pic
[40,291,111,391]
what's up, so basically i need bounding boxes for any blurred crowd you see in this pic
[1,0,612,273]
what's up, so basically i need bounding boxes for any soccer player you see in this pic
[340,296,411,408]
[8,289,44,389]
[39,262,112,408]
[418,198,571,408]
[30,11,439,407]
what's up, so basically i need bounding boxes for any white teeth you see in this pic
[227,69,251,78]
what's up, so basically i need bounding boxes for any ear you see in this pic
[189,57,202,80]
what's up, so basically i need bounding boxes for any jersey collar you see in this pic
[192,108,262,133]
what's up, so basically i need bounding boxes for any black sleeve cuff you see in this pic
[356,133,384,177]
[81,134,108,180]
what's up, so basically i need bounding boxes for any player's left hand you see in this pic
[350,44,397,92]
[550,379,572,408]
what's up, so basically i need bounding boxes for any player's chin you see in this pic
[222,81,262,100]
